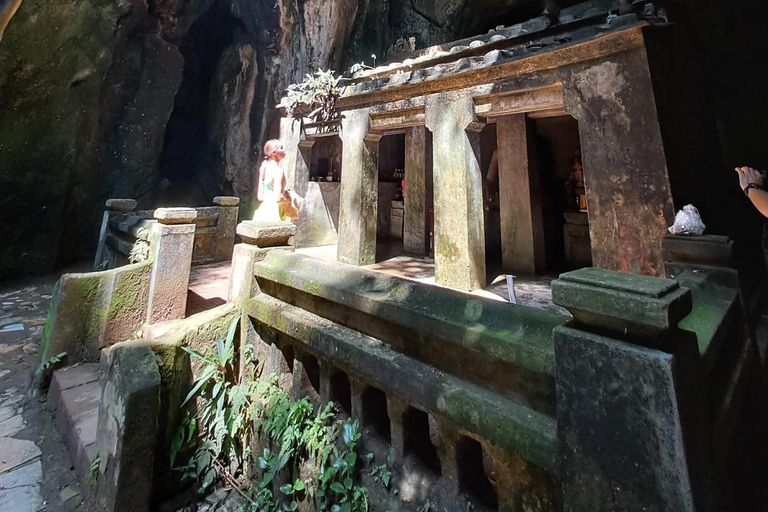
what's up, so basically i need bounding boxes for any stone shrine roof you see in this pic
[336,0,668,107]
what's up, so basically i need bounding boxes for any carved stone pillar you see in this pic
[404,126,427,256]
[338,109,379,266]
[425,91,486,290]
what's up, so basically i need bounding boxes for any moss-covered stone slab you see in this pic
[254,251,565,377]
[552,267,692,339]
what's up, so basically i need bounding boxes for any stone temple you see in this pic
[1,0,768,511]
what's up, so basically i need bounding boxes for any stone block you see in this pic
[153,207,198,225]
[552,267,692,340]
[237,221,296,248]
[105,199,137,212]
[96,346,161,512]
[213,196,240,206]
[555,325,702,512]
[147,222,195,324]
[213,204,239,262]
[662,234,733,268]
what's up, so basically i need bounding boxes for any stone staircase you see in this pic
[48,364,102,487]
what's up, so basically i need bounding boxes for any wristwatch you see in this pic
[745,183,765,197]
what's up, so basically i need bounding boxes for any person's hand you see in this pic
[736,166,765,191]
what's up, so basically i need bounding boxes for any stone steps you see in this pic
[49,364,102,488]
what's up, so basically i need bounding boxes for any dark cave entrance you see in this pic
[157,0,243,207]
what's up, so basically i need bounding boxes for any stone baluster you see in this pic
[228,220,297,300]
[551,267,714,512]
[386,395,408,463]
[93,198,137,271]
[212,196,240,262]
[146,208,197,324]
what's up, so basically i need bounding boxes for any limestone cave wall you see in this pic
[0,0,765,279]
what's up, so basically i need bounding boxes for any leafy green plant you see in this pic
[87,457,100,485]
[369,463,391,488]
[285,70,342,128]
[171,314,256,492]
[316,420,368,512]
[249,383,369,512]
[171,313,371,512]
[38,351,66,374]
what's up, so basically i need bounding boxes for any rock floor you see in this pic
[0,270,87,512]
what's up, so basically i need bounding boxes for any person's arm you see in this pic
[736,166,768,218]
[272,162,289,203]
[256,164,265,202]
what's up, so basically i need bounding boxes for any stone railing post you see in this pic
[146,208,197,324]
[228,220,296,300]
[94,199,137,270]
[212,196,240,262]
[662,233,734,279]
[551,268,714,512]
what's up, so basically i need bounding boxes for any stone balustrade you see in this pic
[240,249,567,511]
[93,196,240,271]
[38,207,200,384]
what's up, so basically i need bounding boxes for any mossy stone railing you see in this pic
[239,249,567,510]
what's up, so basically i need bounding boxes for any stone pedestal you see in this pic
[228,221,297,300]
[552,268,714,512]
[497,114,545,275]
[213,196,240,262]
[94,199,138,270]
[404,126,427,256]
[425,91,486,291]
[146,208,197,324]
[96,346,160,512]
[338,109,379,266]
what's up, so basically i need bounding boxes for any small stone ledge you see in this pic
[213,196,240,206]
[662,234,733,269]
[237,221,296,248]
[105,199,137,212]
[153,207,198,225]
[552,267,692,339]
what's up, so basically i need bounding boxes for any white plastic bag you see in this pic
[668,204,706,236]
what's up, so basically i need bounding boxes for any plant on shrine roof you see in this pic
[284,69,342,127]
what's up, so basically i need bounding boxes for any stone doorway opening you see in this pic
[479,123,502,284]
[494,112,592,278]
[376,133,406,262]
[531,114,592,273]
[309,134,343,184]
[294,133,342,249]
